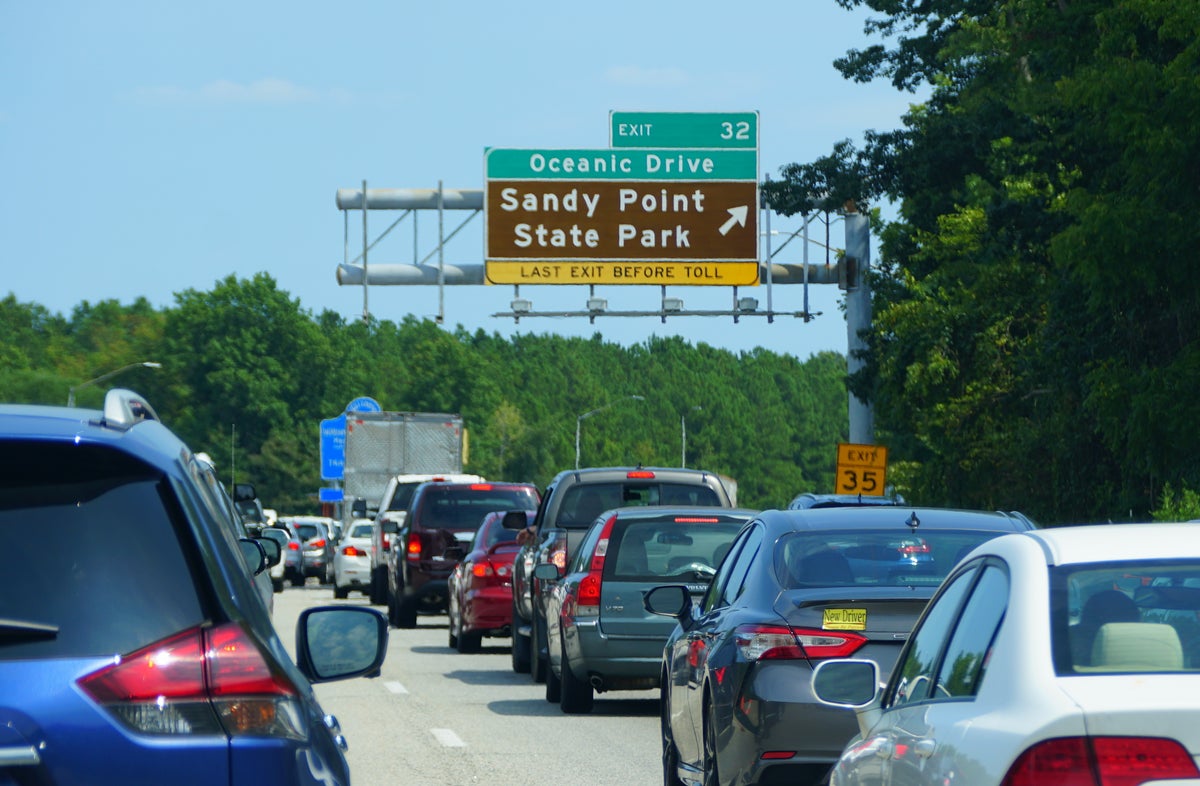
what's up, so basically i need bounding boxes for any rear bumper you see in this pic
[719,660,859,783]
[565,622,667,688]
[464,586,514,633]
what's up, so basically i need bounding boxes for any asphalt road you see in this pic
[272,583,663,786]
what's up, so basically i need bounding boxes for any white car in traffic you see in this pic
[334,518,376,599]
[812,522,1200,785]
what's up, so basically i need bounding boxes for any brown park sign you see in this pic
[484,147,759,286]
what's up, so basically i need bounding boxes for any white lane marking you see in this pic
[431,728,466,747]
[385,681,408,694]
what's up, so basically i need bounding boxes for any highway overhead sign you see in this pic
[610,111,759,149]
[485,147,759,286]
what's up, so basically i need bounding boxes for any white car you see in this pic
[812,522,1200,785]
[333,518,376,599]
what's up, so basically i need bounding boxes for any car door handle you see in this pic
[914,738,936,759]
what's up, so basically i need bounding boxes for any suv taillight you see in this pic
[407,532,423,562]
[78,623,304,739]
[1001,737,1200,786]
[733,624,867,661]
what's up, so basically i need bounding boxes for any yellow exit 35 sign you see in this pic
[835,443,888,496]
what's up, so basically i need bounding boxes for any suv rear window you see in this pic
[557,482,723,528]
[0,442,204,660]
[415,485,539,529]
[604,517,745,581]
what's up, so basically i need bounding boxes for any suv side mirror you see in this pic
[233,483,257,503]
[239,537,269,575]
[352,498,367,518]
[501,509,530,530]
[255,535,282,568]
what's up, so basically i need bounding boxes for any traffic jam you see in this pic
[284,452,1200,786]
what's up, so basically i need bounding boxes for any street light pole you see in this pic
[68,361,163,407]
[575,394,645,469]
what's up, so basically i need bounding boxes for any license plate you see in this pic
[823,608,867,630]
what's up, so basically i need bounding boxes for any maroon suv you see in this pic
[386,480,540,628]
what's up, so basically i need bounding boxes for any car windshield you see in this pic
[1054,560,1200,674]
[605,518,744,581]
[350,523,374,538]
[774,529,1001,588]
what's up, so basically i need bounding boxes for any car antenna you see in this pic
[905,512,921,531]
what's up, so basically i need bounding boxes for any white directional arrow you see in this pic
[718,205,749,236]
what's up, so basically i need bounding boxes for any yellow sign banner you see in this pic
[485,260,760,286]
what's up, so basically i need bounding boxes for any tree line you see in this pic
[0,280,850,514]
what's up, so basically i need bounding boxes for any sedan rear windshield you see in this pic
[775,529,1005,589]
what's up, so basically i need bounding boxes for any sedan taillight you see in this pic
[78,623,304,739]
[733,624,867,661]
[1001,736,1199,786]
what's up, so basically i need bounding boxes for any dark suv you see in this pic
[386,480,540,628]
[506,466,736,682]
[0,388,388,785]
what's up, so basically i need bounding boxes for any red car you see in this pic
[447,509,535,653]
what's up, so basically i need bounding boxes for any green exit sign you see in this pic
[610,111,759,149]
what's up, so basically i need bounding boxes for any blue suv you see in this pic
[0,388,388,785]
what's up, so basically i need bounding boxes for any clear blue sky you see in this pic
[1,2,919,360]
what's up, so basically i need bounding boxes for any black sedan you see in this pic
[644,506,1036,786]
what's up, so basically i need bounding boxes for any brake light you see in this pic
[407,533,422,562]
[469,483,494,491]
[78,623,303,739]
[342,545,364,557]
[1001,737,1199,786]
[309,538,326,549]
[733,624,867,661]
[674,516,719,523]
[473,562,495,578]
[626,471,655,479]
[898,539,929,556]
[287,542,300,551]
[575,514,617,615]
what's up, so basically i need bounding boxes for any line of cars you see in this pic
[348,466,1200,786]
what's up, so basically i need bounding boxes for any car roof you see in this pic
[0,393,186,474]
[996,522,1200,566]
[788,492,907,509]
[551,466,727,483]
[756,506,1037,534]
[600,505,758,521]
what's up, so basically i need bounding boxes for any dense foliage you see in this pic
[765,0,1200,522]
[0,281,850,513]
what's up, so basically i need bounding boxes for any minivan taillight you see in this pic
[1001,736,1200,786]
[78,623,304,739]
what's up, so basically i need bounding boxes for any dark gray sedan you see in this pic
[644,506,1036,786]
